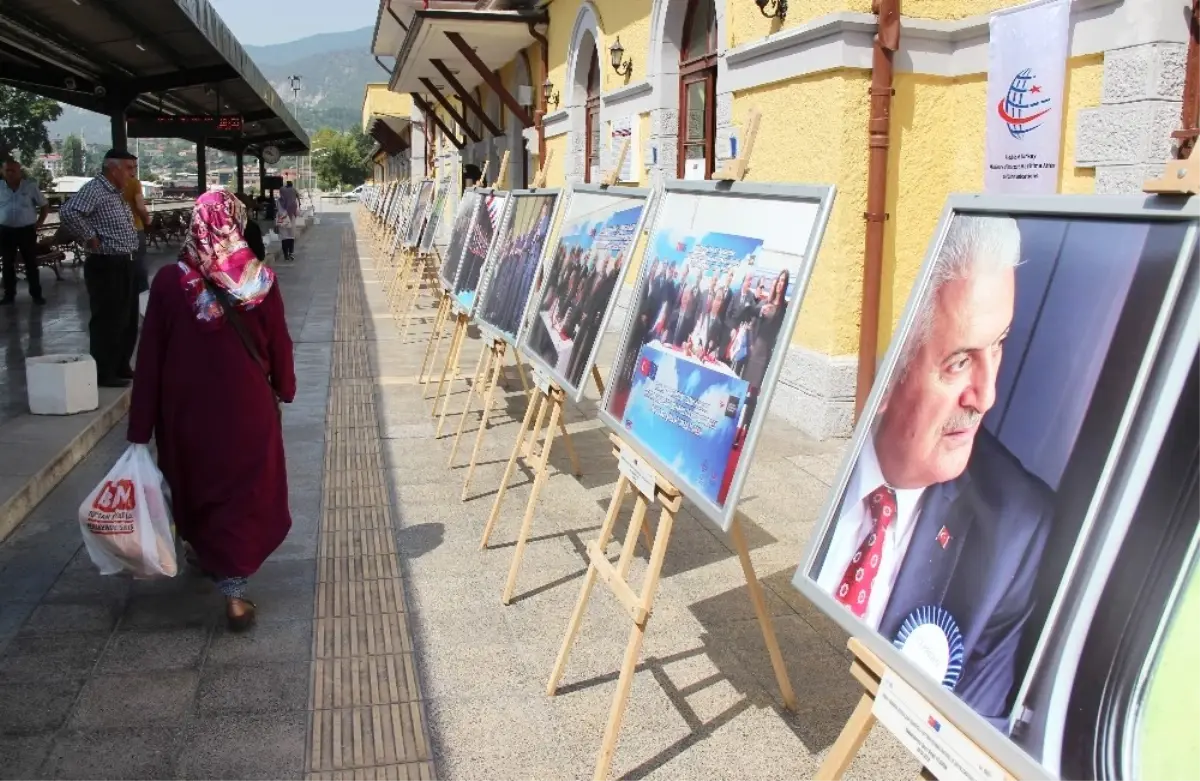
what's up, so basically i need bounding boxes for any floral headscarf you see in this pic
[178,189,275,323]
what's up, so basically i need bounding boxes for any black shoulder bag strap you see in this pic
[202,278,282,408]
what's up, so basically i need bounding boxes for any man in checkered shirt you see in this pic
[59,149,141,388]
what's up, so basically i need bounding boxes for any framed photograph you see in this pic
[474,189,563,346]
[402,179,435,248]
[790,193,1199,779]
[450,188,511,314]
[597,180,835,531]
[438,189,481,292]
[419,178,451,254]
[519,185,652,401]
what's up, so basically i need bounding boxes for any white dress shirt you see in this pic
[817,435,927,630]
[0,177,48,228]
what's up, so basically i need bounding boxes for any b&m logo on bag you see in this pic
[87,478,137,535]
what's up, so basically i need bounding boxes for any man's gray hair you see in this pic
[896,215,1022,378]
[102,157,123,172]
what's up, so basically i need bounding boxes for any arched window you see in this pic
[584,49,601,183]
[678,0,717,179]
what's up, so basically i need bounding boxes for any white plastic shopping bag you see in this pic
[78,444,178,578]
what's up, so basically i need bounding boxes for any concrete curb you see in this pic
[0,388,131,544]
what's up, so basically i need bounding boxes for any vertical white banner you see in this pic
[984,0,1070,194]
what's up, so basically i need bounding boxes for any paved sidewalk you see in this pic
[0,203,916,779]
[0,210,340,779]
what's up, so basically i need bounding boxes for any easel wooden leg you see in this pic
[502,392,563,605]
[591,365,606,397]
[546,476,630,695]
[729,517,797,710]
[513,350,530,394]
[431,316,464,414]
[556,415,582,477]
[461,341,508,501]
[525,392,550,460]
[815,694,876,781]
[420,297,448,389]
[448,341,492,456]
[436,323,468,436]
[594,501,676,781]
[480,389,543,548]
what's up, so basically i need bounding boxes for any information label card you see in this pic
[872,672,1007,781]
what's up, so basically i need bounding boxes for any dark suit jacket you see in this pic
[876,428,1054,728]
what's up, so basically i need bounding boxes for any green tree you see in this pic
[29,159,55,191]
[312,129,372,190]
[62,134,85,176]
[0,86,62,163]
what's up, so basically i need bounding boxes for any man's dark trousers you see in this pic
[0,225,42,300]
[83,253,136,380]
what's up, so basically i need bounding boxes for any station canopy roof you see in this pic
[0,0,309,155]
[375,2,545,98]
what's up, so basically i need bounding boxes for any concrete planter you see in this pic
[27,354,99,415]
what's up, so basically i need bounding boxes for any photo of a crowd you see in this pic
[477,193,558,341]
[419,180,450,253]
[602,188,823,514]
[522,191,646,393]
[438,190,480,290]
[452,189,508,312]
[403,179,435,248]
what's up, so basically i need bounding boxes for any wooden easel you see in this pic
[421,289,452,394]
[446,336,527,465]
[427,152,511,434]
[547,434,796,781]
[476,143,631,599]
[817,639,1016,781]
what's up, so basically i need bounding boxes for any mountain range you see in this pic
[50,25,380,141]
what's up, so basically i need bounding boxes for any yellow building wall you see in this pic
[728,0,872,47]
[731,70,872,358]
[877,53,1103,345]
[362,85,412,132]
[544,0,654,98]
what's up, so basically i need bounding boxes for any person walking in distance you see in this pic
[0,157,49,305]
[127,189,296,631]
[276,181,299,261]
[121,169,152,295]
[59,149,141,387]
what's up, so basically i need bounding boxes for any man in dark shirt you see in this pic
[59,149,141,388]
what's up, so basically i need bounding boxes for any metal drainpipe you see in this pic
[854,0,901,420]
[1171,0,1199,159]
[529,22,549,164]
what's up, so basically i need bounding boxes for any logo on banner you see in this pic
[997,68,1053,139]
[639,357,657,380]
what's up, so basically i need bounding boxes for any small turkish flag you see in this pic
[936,526,952,549]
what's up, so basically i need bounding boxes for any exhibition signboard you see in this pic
[598,180,835,531]
[791,193,1199,779]
[451,188,510,314]
[520,186,651,400]
[402,179,435,248]
[438,189,481,292]
[419,178,451,254]
[475,190,562,345]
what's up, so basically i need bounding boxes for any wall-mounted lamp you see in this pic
[542,78,560,110]
[608,37,633,77]
[754,0,788,22]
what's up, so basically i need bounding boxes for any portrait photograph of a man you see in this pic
[800,205,1197,749]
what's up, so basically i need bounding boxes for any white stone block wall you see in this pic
[1076,41,1187,193]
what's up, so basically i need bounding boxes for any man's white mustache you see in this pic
[942,410,982,433]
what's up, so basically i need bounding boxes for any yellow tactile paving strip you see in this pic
[306,229,434,780]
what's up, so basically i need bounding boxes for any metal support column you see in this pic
[196,137,207,197]
[258,154,267,194]
[236,148,245,195]
[110,110,128,153]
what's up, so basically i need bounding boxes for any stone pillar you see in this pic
[1075,0,1189,192]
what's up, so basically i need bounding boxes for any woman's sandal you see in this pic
[225,597,257,632]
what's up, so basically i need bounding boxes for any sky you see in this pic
[208,0,378,46]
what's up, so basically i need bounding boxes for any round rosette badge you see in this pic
[892,605,965,690]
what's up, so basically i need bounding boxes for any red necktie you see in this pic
[835,485,897,617]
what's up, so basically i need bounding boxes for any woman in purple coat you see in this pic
[128,190,296,631]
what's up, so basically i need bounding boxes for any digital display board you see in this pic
[127,114,243,137]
